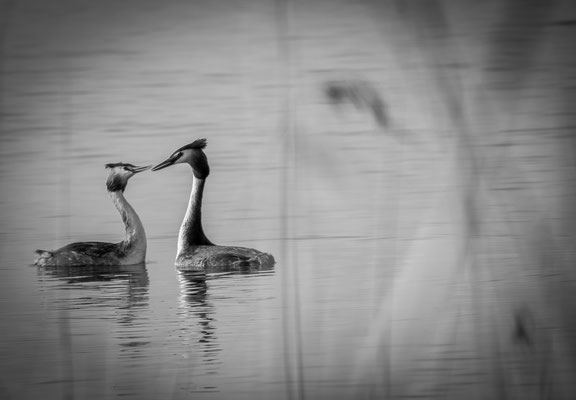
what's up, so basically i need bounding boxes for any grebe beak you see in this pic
[152,153,180,171]
[131,165,152,174]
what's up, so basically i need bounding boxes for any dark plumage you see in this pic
[152,139,275,271]
[34,163,150,267]
[175,138,207,152]
[176,245,276,272]
[106,163,145,192]
[107,173,129,192]
[35,242,121,266]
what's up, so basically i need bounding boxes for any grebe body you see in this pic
[152,138,275,271]
[174,245,275,270]
[34,163,150,267]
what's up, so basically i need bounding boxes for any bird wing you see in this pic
[176,245,275,272]
[56,241,119,257]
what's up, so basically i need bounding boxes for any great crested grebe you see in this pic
[152,138,275,270]
[34,163,151,267]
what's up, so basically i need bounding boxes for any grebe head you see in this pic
[105,163,151,192]
[151,138,210,179]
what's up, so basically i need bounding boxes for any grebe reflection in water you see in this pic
[34,163,151,267]
[152,139,275,271]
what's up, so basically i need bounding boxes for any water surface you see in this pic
[2,1,576,399]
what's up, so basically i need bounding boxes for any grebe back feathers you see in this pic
[152,139,275,271]
[34,163,151,267]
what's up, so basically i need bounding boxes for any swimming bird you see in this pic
[34,163,151,267]
[151,138,275,271]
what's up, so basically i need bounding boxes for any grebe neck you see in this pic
[178,175,213,255]
[109,190,147,254]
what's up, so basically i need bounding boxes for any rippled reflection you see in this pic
[175,271,220,394]
[177,262,276,275]
[30,263,152,398]
[174,267,276,395]
[37,263,149,315]
[36,263,150,353]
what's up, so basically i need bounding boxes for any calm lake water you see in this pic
[2,1,576,399]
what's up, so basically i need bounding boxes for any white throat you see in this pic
[109,190,147,262]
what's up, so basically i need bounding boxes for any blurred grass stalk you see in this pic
[350,0,576,398]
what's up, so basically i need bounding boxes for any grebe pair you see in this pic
[34,139,274,270]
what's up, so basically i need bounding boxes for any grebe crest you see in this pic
[34,163,151,267]
[152,138,275,271]
[105,162,148,192]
